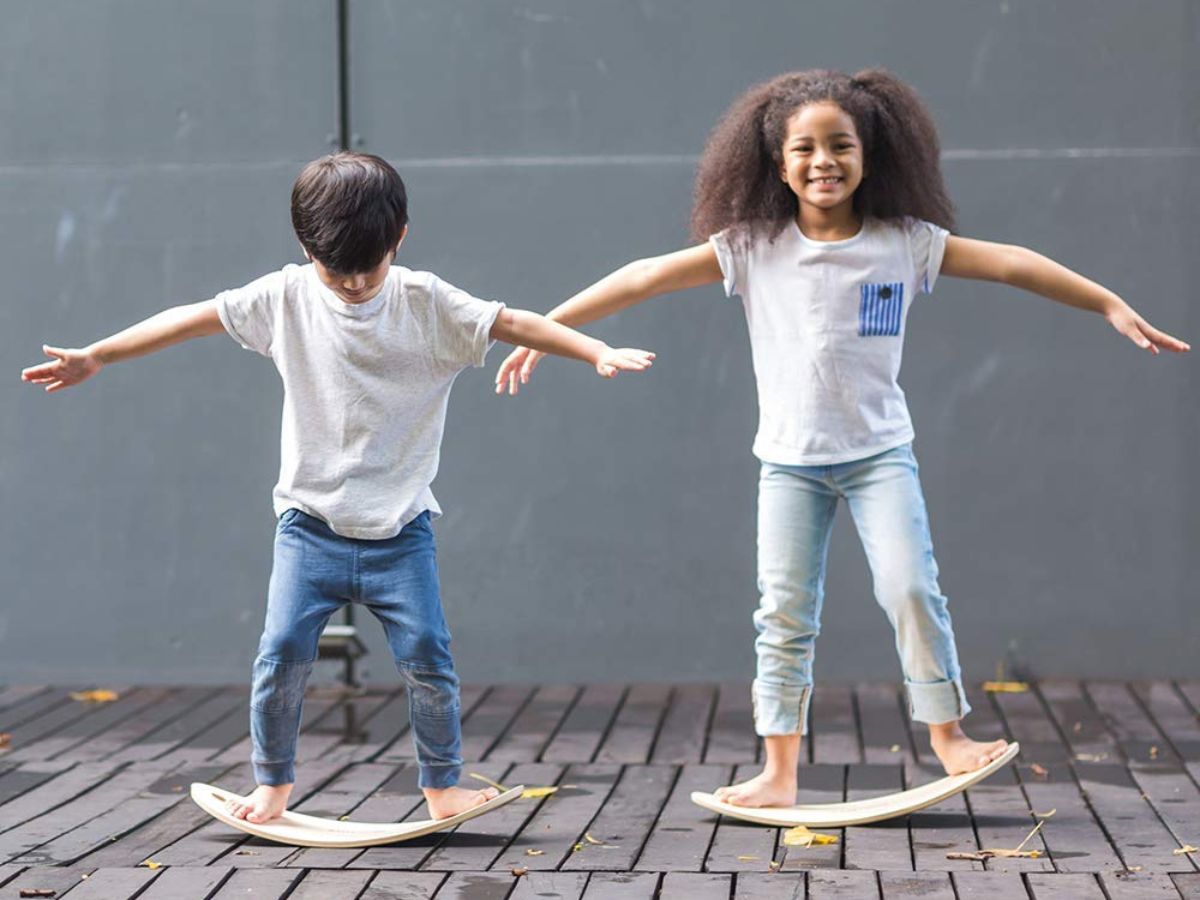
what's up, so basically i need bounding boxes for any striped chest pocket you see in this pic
[858,282,904,337]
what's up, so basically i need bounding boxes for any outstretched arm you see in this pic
[940,236,1189,354]
[21,300,225,393]
[496,242,722,394]
[489,308,654,381]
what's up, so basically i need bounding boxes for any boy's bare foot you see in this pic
[424,785,500,820]
[929,722,1010,775]
[225,783,293,824]
[713,770,798,808]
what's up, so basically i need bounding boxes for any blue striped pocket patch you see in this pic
[858,282,904,337]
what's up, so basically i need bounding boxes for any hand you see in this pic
[21,345,103,393]
[594,346,655,378]
[495,345,548,396]
[1106,305,1190,355]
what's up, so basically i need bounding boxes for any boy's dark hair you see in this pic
[690,69,956,241]
[291,152,408,274]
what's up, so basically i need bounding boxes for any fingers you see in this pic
[21,361,60,381]
[519,350,545,383]
[44,380,67,393]
[1143,322,1190,353]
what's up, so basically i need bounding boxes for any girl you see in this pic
[495,69,1188,808]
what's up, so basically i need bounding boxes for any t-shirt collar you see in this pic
[310,265,393,318]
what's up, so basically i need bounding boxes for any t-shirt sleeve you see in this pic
[213,270,287,357]
[906,218,950,295]
[709,227,749,299]
[430,276,506,368]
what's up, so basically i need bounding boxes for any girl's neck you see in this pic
[796,205,862,243]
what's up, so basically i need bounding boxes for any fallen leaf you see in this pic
[737,855,760,861]
[1030,763,1049,778]
[0,733,10,751]
[768,860,781,871]
[1033,809,1057,819]
[1149,745,1159,759]
[525,848,544,856]
[1126,866,1143,872]
[19,890,57,898]
[467,772,508,792]
[889,744,901,753]
[782,826,838,847]
[521,786,559,799]
[572,842,583,852]
[234,850,260,856]
[982,681,1029,693]
[510,866,527,876]
[1075,752,1109,762]
[139,859,161,870]
[1174,845,1198,856]
[70,689,119,703]
[583,833,606,845]
[1072,721,1082,733]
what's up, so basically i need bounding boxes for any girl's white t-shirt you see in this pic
[215,263,504,539]
[710,217,948,466]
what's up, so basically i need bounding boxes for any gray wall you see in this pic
[3,1,1196,686]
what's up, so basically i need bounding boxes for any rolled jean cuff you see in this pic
[253,759,295,786]
[905,677,970,725]
[419,762,462,790]
[752,679,812,736]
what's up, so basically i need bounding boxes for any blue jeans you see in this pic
[753,443,969,735]
[251,509,462,789]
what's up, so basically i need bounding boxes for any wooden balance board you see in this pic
[691,741,1019,828]
[189,782,525,848]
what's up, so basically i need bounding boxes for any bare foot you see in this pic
[713,770,797,808]
[929,722,1010,775]
[225,783,293,824]
[424,785,500,820]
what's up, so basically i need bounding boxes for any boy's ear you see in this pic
[299,244,311,261]
[396,224,409,250]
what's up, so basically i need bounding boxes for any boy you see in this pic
[21,152,654,823]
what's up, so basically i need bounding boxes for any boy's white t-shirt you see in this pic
[710,217,948,466]
[215,263,504,539]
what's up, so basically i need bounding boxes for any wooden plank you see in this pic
[989,688,1068,765]
[492,764,620,872]
[0,762,74,812]
[430,872,514,899]
[1038,680,1119,764]
[1173,873,1200,899]
[286,869,374,900]
[810,684,861,766]
[704,684,757,764]
[962,764,1051,874]
[1024,872,1105,898]
[807,869,880,898]
[0,686,50,715]
[0,866,91,899]
[209,868,302,899]
[856,683,916,766]
[5,688,170,763]
[135,866,232,900]
[651,685,715,764]
[778,764,845,872]
[1132,682,1200,762]
[0,689,74,734]
[1101,871,1193,898]
[635,764,731,872]
[0,690,108,758]
[595,685,670,765]
[705,764,778,873]
[509,872,589,900]
[57,687,216,765]
[1085,682,1175,767]
[542,684,625,764]
[733,872,805,899]
[1127,768,1200,872]
[950,871,1029,899]
[293,691,399,766]
[561,765,675,872]
[453,685,535,764]
[1075,763,1190,873]
[878,872,954,899]
[487,686,580,763]
[17,763,227,866]
[1016,764,1123,873]
[0,867,22,888]
[56,866,159,899]
[658,872,731,900]
[295,689,405,766]
[359,871,445,900]
[117,688,248,765]
[842,764,910,871]
[580,872,660,899]
[409,762,558,873]
[904,761,982,871]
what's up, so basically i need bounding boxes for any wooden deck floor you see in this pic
[0,681,1198,899]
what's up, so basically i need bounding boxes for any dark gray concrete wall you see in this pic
[4,1,1196,686]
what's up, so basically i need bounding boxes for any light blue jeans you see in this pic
[251,508,462,789]
[753,443,969,735]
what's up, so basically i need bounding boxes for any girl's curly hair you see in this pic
[690,69,956,241]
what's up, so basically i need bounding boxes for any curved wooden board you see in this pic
[691,741,1019,827]
[189,782,525,848]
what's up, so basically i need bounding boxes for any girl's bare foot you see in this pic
[929,721,1010,775]
[713,770,798,808]
[225,783,293,824]
[424,785,500,820]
